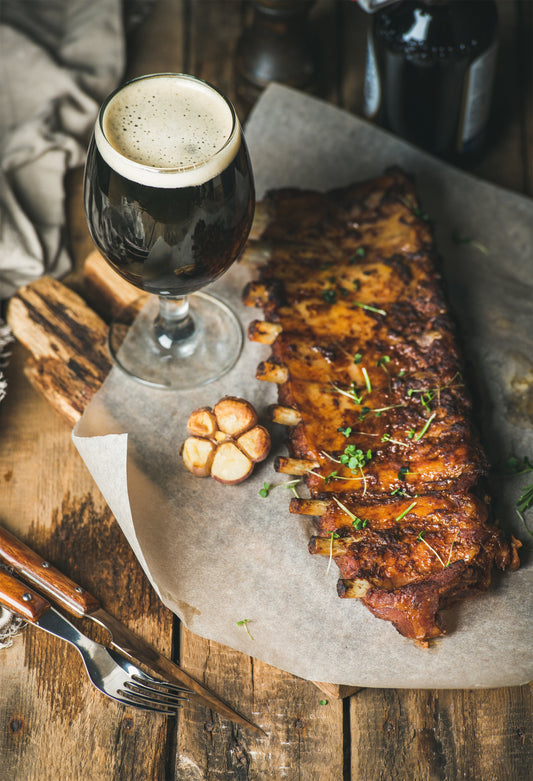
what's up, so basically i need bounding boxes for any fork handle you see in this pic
[0,526,100,616]
[0,570,50,622]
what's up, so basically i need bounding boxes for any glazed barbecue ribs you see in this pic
[243,168,520,644]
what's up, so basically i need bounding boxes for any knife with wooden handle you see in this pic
[0,525,264,734]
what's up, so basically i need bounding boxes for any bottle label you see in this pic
[457,41,498,153]
[363,30,381,119]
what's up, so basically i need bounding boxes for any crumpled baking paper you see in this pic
[73,84,532,688]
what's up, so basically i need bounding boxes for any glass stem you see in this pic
[154,295,195,350]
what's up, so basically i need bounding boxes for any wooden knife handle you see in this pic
[0,526,100,617]
[0,570,50,622]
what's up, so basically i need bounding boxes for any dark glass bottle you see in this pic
[363,0,499,160]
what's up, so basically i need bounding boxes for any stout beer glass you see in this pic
[84,73,254,389]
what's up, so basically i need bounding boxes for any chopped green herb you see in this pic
[380,431,408,448]
[353,352,363,364]
[319,699,328,706]
[398,466,410,481]
[517,484,533,520]
[392,488,410,498]
[349,247,366,264]
[326,531,340,574]
[237,619,254,640]
[340,446,372,496]
[415,411,437,441]
[445,531,459,567]
[495,455,533,536]
[340,446,370,471]
[259,482,271,498]
[260,479,301,498]
[331,382,364,405]
[395,501,418,522]
[451,229,489,255]
[372,403,407,414]
[350,384,364,404]
[408,428,415,439]
[338,426,352,438]
[324,470,339,485]
[353,516,369,530]
[501,455,533,476]
[398,196,429,221]
[332,497,369,530]
[398,369,406,378]
[362,367,372,394]
[416,532,446,567]
[353,301,387,316]
[322,288,337,304]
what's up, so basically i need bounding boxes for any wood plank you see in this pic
[0,345,175,780]
[349,686,533,781]
[176,629,346,780]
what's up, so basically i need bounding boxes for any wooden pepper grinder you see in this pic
[234,0,319,110]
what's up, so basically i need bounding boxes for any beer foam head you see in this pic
[95,74,241,188]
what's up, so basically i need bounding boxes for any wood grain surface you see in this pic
[1,1,531,780]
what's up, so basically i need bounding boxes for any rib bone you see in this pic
[268,405,302,427]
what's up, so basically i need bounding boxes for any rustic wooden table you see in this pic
[1,1,531,779]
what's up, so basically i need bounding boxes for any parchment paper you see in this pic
[73,84,532,688]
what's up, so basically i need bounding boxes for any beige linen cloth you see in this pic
[0,0,125,300]
[0,0,126,641]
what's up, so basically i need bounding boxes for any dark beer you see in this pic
[84,73,254,297]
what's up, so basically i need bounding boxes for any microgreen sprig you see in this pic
[259,479,301,498]
[407,372,463,409]
[416,531,446,567]
[362,367,372,394]
[414,411,437,441]
[398,195,429,221]
[340,445,372,496]
[353,301,387,316]
[326,531,340,575]
[451,229,489,255]
[416,530,458,568]
[237,619,254,640]
[332,496,369,530]
[495,455,533,537]
[395,501,417,522]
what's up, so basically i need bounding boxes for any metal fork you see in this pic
[47,611,190,714]
[0,569,189,715]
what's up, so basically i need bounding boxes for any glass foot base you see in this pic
[108,292,243,390]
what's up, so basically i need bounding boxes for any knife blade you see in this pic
[0,525,264,734]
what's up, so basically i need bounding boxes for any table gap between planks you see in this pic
[1,1,531,780]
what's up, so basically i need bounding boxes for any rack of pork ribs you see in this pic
[243,167,520,645]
